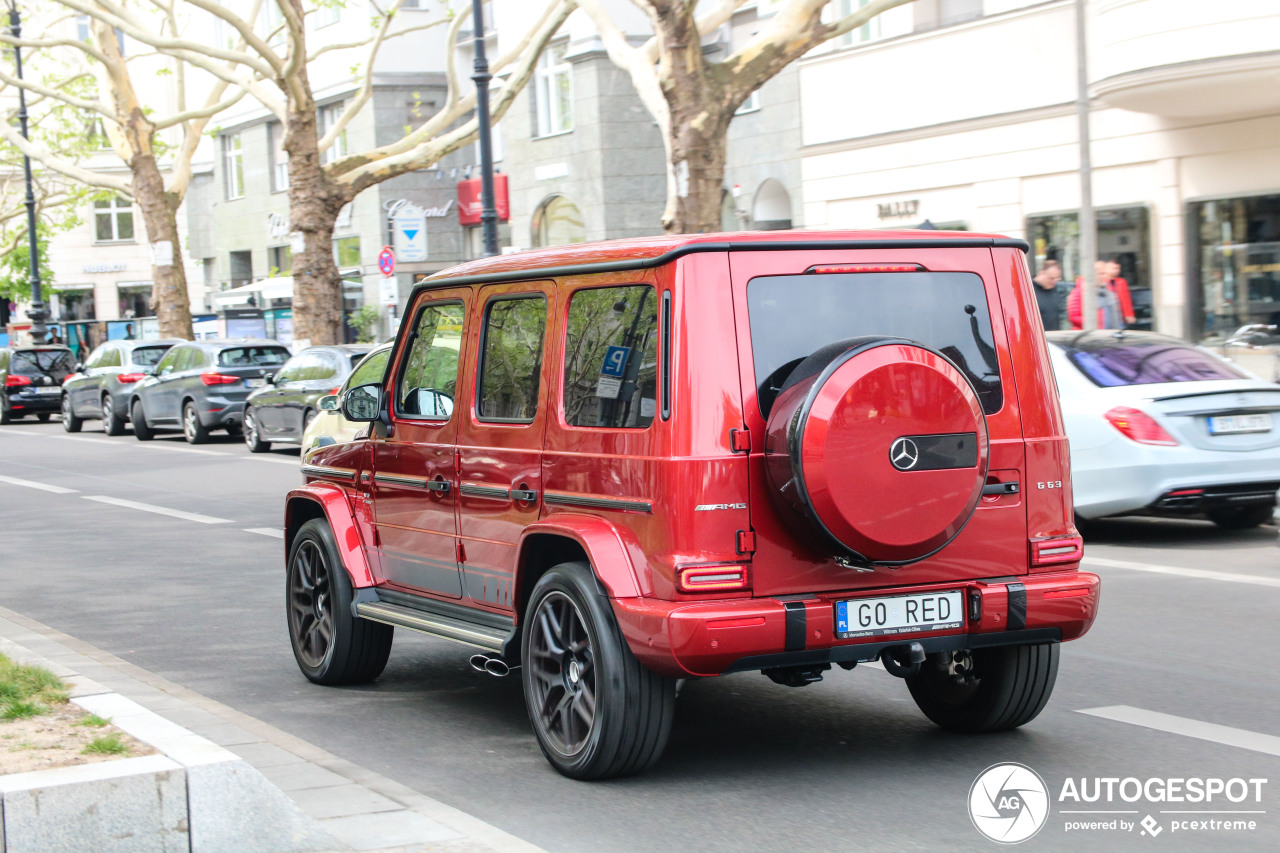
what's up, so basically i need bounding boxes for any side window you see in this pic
[155,348,182,376]
[273,354,306,382]
[347,349,390,392]
[311,354,340,381]
[177,349,201,371]
[477,296,547,422]
[562,285,658,428]
[84,346,107,369]
[103,347,123,368]
[396,301,464,419]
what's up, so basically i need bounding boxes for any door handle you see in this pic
[981,482,1019,496]
[426,479,452,494]
[511,488,539,503]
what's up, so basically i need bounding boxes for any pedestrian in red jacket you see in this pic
[1068,259,1136,329]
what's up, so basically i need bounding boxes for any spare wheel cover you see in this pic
[783,339,989,564]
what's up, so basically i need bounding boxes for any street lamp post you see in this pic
[7,3,48,344]
[1075,0,1097,331]
[471,0,499,258]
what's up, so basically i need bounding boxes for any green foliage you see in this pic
[1,700,45,721]
[76,714,112,728]
[0,652,69,708]
[82,733,129,755]
[349,305,382,343]
[0,228,57,305]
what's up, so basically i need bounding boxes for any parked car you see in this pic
[299,343,392,454]
[128,339,291,444]
[1,345,76,424]
[242,345,374,452]
[1049,330,1280,528]
[284,231,1100,780]
[60,339,184,434]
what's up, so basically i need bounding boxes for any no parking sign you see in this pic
[377,247,396,277]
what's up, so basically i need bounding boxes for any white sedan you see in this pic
[1048,331,1280,528]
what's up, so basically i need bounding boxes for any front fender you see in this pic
[519,514,646,599]
[285,482,376,588]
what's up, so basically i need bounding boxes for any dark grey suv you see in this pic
[61,339,184,434]
[243,344,373,452]
[129,339,291,443]
[1,346,77,424]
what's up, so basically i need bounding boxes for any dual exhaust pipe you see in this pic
[469,653,516,677]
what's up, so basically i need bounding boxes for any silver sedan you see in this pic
[1048,330,1280,528]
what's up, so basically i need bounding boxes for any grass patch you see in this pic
[82,733,129,756]
[0,653,68,714]
[1,700,46,721]
[75,714,112,728]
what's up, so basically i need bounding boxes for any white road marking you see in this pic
[241,455,302,467]
[1078,705,1280,757]
[1083,556,1280,589]
[0,474,78,494]
[135,443,228,457]
[243,527,285,539]
[46,435,117,445]
[81,495,231,525]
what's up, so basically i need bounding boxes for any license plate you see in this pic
[1208,413,1272,435]
[246,378,265,388]
[835,590,964,639]
[33,386,60,395]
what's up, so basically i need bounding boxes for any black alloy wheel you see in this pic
[286,519,392,684]
[906,643,1059,733]
[244,410,270,452]
[102,394,126,436]
[131,399,153,440]
[183,401,210,444]
[521,562,675,780]
[61,394,83,432]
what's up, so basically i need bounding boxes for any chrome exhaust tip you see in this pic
[469,654,491,673]
[484,658,511,677]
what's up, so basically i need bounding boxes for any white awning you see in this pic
[212,276,295,307]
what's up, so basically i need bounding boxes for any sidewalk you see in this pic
[0,603,549,853]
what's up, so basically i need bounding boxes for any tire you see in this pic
[61,394,83,432]
[36,413,51,422]
[243,410,270,452]
[521,562,676,780]
[1207,505,1274,529]
[0,396,12,424]
[225,422,243,437]
[287,518,393,685]
[102,394,126,436]
[131,399,154,441]
[906,643,1059,734]
[302,408,317,434]
[182,401,210,444]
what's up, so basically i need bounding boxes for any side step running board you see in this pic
[354,599,510,654]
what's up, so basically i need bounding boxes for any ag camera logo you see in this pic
[969,763,1051,844]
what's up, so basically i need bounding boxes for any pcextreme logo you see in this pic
[969,763,1051,844]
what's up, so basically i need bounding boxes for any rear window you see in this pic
[131,346,170,367]
[747,272,1003,416]
[217,346,290,368]
[1061,339,1247,387]
[349,353,370,370]
[11,350,75,376]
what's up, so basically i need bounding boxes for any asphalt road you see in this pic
[2,418,1279,853]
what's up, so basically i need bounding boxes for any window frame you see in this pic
[475,293,548,425]
[533,41,573,138]
[318,101,348,165]
[269,122,289,192]
[393,298,466,422]
[93,195,134,243]
[560,283,660,432]
[222,133,244,200]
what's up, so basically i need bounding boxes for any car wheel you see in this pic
[36,413,51,422]
[244,410,270,452]
[0,396,13,424]
[906,643,1059,734]
[1207,505,1274,529]
[287,518,393,685]
[61,394,83,432]
[131,399,154,441]
[521,561,676,780]
[102,394,126,436]
[225,422,243,437]
[302,408,317,433]
[182,401,210,444]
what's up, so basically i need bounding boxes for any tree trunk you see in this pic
[666,108,731,235]
[284,69,350,346]
[131,151,193,339]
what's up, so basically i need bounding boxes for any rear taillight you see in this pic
[201,373,243,386]
[807,263,924,274]
[1030,534,1084,567]
[1104,406,1179,446]
[117,373,146,383]
[4,374,31,387]
[676,564,749,593]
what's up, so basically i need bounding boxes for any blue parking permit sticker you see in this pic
[601,346,630,378]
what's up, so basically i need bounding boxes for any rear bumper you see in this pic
[199,398,246,428]
[1074,450,1280,518]
[611,570,1099,678]
[5,391,62,413]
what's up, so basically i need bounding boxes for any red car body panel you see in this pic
[295,230,1098,677]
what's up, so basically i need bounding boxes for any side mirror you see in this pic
[74,363,83,372]
[266,372,277,385]
[318,394,340,412]
[341,383,383,422]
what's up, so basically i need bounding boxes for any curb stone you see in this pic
[0,605,548,853]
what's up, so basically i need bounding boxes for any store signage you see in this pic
[82,262,127,273]
[877,199,920,219]
[385,198,454,219]
[457,173,511,226]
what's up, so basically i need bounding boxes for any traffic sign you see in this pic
[392,204,428,262]
[377,247,396,277]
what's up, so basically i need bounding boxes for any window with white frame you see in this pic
[222,133,244,199]
[837,0,882,46]
[314,3,341,28]
[270,122,289,191]
[318,102,348,165]
[93,196,134,243]
[736,90,761,115]
[258,1,285,46]
[534,42,573,137]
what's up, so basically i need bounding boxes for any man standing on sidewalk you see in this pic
[1033,259,1066,330]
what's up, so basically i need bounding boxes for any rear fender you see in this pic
[518,514,645,601]
[284,483,376,588]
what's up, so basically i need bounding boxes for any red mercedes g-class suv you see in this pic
[285,231,1099,779]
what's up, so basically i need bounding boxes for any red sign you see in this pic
[457,173,510,226]
[377,246,396,276]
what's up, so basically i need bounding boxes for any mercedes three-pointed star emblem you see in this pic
[890,437,920,471]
